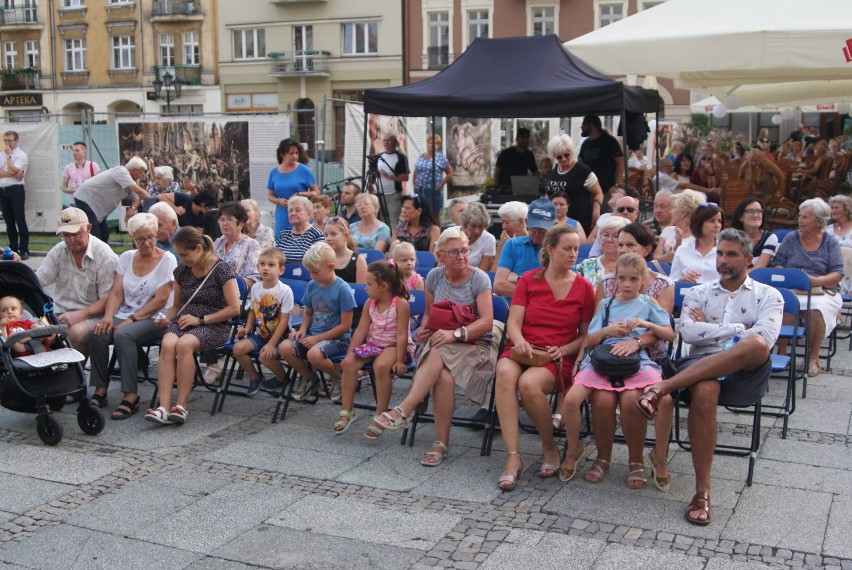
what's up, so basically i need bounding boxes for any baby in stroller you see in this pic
[0,295,56,357]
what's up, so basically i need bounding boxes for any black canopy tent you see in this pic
[361,35,663,219]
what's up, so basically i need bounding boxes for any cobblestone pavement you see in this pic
[1,256,850,569]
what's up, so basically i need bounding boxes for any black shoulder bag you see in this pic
[589,297,641,388]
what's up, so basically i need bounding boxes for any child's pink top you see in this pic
[405,273,423,291]
[368,296,415,355]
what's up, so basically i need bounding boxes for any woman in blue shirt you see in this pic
[267,138,319,236]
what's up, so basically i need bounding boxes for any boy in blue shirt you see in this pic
[262,242,356,402]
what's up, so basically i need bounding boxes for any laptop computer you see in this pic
[510,175,541,199]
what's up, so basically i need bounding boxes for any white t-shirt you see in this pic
[377,152,399,194]
[115,250,178,319]
[467,231,497,268]
[250,280,295,339]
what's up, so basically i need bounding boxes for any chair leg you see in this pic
[747,400,762,487]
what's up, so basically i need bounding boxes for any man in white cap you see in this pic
[72,156,150,244]
[35,207,118,356]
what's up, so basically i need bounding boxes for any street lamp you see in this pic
[152,70,182,114]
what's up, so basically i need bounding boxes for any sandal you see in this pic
[685,492,711,526]
[333,410,358,435]
[144,406,172,425]
[646,451,671,492]
[538,445,561,478]
[364,416,385,440]
[167,405,188,424]
[558,445,588,483]
[808,360,820,377]
[626,462,648,489]
[420,441,449,467]
[110,397,140,420]
[89,392,108,409]
[635,386,663,420]
[551,413,564,431]
[583,458,611,484]
[376,406,411,431]
[497,451,523,492]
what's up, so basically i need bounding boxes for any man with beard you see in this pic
[338,181,361,225]
[578,115,624,199]
[634,228,782,527]
[493,127,538,188]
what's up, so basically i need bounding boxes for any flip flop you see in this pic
[646,451,671,492]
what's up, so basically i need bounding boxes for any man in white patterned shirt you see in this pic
[635,228,783,527]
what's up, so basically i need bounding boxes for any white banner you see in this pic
[0,122,61,234]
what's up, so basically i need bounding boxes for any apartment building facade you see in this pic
[0,0,220,122]
[217,0,403,160]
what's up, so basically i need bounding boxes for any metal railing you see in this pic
[152,64,202,85]
[269,50,331,75]
[427,46,449,69]
[0,68,40,91]
[0,5,38,25]
[152,0,199,17]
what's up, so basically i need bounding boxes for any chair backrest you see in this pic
[280,277,309,305]
[350,283,369,307]
[674,281,700,311]
[776,286,800,321]
[282,263,312,281]
[408,290,426,319]
[578,244,592,260]
[485,271,496,286]
[235,276,248,303]
[491,294,509,324]
[772,229,793,244]
[721,180,752,218]
[651,261,671,276]
[357,248,386,265]
[415,250,437,269]
[749,268,812,311]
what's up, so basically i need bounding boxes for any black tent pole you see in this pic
[620,108,629,187]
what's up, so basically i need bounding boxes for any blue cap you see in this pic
[526,198,556,229]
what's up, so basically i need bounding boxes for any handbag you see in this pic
[426,299,477,331]
[353,341,384,359]
[509,345,553,368]
[588,298,641,388]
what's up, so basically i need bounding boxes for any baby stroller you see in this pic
[0,262,104,445]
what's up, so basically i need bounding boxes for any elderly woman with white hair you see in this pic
[654,189,706,264]
[461,202,496,270]
[575,216,630,289]
[544,133,604,235]
[72,156,151,243]
[87,213,177,419]
[826,195,852,247]
[375,228,495,466]
[148,165,180,197]
[773,198,844,377]
[275,195,325,264]
[491,201,528,272]
[350,193,391,252]
[241,198,275,251]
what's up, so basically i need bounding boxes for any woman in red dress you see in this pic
[493,225,594,491]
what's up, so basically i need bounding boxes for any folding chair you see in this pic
[358,248,386,265]
[282,263,312,281]
[749,268,811,397]
[401,295,510,453]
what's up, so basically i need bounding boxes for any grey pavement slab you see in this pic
[759,437,852,471]
[412,447,521,503]
[480,533,606,569]
[204,440,368,479]
[824,494,852,560]
[782,398,851,434]
[703,560,772,570]
[721,484,832,553]
[266,494,461,550]
[65,472,231,536]
[0,524,200,570]
[0,444,126,485]
[0,512,15,525]
[213,523,423,569]
[130,481,301,554]
[243,421,378,459]
[753,458,852,496]
[544,474,742,539]
[0,473,74,514]
[591,543,706,569]
[185,557,260,570]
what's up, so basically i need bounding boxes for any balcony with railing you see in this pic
[427,46,449,70]
[153,64,201,86]
[151,0,202,19]
[268,51,331,77]
[0,68,40,91]
[0,5,39,26]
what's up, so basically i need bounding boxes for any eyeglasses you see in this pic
[133,235,157,244]
[698,202,719,208]
[408,195,422,209]
[616,206,637,214]
[555,153,571,160]
[442,248,471,258]
[600,233,619,241]
[744,208,763,215]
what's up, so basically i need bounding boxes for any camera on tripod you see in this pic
[366,153,381,173]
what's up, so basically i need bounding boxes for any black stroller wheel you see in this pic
[36,414,63,445]
[77,405,105,436]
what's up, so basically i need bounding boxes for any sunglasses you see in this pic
[698,202,719,208]
[555,153,571,160]
[616,206,637,214]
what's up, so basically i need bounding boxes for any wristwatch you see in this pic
[635,337,643,349]
[453,328,462,341]
[199,315,205,325]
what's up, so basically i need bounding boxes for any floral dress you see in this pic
[165,261,236,352]
[575,256,610,290]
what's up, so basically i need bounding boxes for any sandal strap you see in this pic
[338,409,355,419]
[429,440,448,453]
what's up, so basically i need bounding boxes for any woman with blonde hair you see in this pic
[325,216,367,283]
[351,193,391,252]
[544,133,603,235]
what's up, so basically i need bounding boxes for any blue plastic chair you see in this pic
[357,248,386,265]
[282,263,312,281]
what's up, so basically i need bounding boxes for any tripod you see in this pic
[366,162,391,224]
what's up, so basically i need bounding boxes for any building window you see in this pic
[64,38,86,71]
[233,28,265,60]
[467,10,489,46]
[3,42,17,69]
[182,31,199,65]
[294,25,312,52]
[641,1,665,9]
[531,6,555,36]
[111,35,135,69]
[342,22,377,55]
[599,3,624,27]
[63,0,83,7]
[427,11,450,68]
[24,41,38,68]
[158,32,174,66]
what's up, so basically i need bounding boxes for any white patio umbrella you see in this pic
[565,0,852,90]
[709,81,852,108]
[691,96,847,114]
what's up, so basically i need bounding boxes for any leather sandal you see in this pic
[635,386,663,420]
[110,397,140,420]
[89,392,108,409]
[497,451,523,492]
[685,492,711,526]
[558,445,588,483]
[646,451,671,492]
[626,461,648,489]
[420,441,449,467]
[583,458,611,484]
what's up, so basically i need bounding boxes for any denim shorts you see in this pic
[289,338,349,360]
[243,333,270,351]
